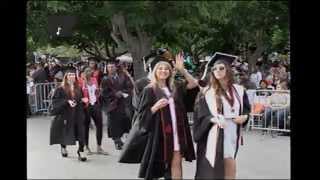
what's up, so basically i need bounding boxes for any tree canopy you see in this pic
[27,1,289,78]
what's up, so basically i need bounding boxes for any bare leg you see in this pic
[224,158,236,179]
[171,151,182,180]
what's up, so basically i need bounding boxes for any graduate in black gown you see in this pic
[101,60,133,150]
[120,51,198,179]
[132,48,170,121]
[49,68,88,161]
[132,48,200,124]
[193,53,251,179]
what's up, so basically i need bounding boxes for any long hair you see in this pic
[84,68,93,82]
[204,60,235,113]
[207,60,235,96]
[61,72,81,98]
[150,61,175,92]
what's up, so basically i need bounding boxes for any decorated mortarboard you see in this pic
[143,48,174,72]
[142,50,157,72]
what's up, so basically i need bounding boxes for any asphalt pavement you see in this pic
[27,115,290,179]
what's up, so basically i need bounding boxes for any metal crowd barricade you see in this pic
[32,82,60,115]
[28,87,36,114]
[246,89,290,134]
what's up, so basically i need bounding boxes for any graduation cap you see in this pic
[199,52,238,86]
[105,58,119,65]
[64,66,77,74]
[200,52,238,80]
[143,48,174,72]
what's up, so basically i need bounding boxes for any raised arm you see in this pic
[175,53,199,89]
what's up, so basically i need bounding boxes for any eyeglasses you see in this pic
[212,66,225,72]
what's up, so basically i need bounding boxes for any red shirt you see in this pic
[78,77,100,108]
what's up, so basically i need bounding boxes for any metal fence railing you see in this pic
[246,89,290,134]
[28,82,60,115]
[27,84,290,135]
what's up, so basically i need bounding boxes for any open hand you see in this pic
[115,91,123,98]
[68,100,77,107]
[81,97,89,103]
[151,98,169,113]
[175,52,185,71]
[233,115,248,124]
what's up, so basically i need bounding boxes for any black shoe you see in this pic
[61,147,68,157]
[77,151,87,161]
[119,140,124,146]
[116,143,123,150]
[114,142,123,150]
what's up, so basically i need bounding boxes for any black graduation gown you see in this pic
[184,86,200,112]
[49,87,86,145]
[193,91,250,179]
[133,84,195,179]
[132,77,151,111]
[101,73,133,138]
[131,77,151,124]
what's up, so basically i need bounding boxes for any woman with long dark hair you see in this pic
[80,68,108,155]
[49,69,88,161]
[193,55,250,179]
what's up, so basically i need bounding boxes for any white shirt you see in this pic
[250,71,262,88]
[162,87,180,151]
[221,90,241,119]
[87,84,97,105]
[221,89,240,158]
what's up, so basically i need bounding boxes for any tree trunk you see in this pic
[111,13,152,80]
[247,31,266,73]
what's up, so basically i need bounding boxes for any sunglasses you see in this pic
[212,66,225,72]
[156,48,168,55]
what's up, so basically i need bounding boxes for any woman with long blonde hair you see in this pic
[120,52,198,179]
[49,68,88,161]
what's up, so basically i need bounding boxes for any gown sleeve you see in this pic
[135,87,156,132]
[101,77,115,105]
[132,78,149,111]
[193,95,216,143]
[51,87,68,115]
[122,74,134,94]
[242,90,251,127]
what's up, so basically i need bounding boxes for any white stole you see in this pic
[204,84,244,168]
[204,86,219,168]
